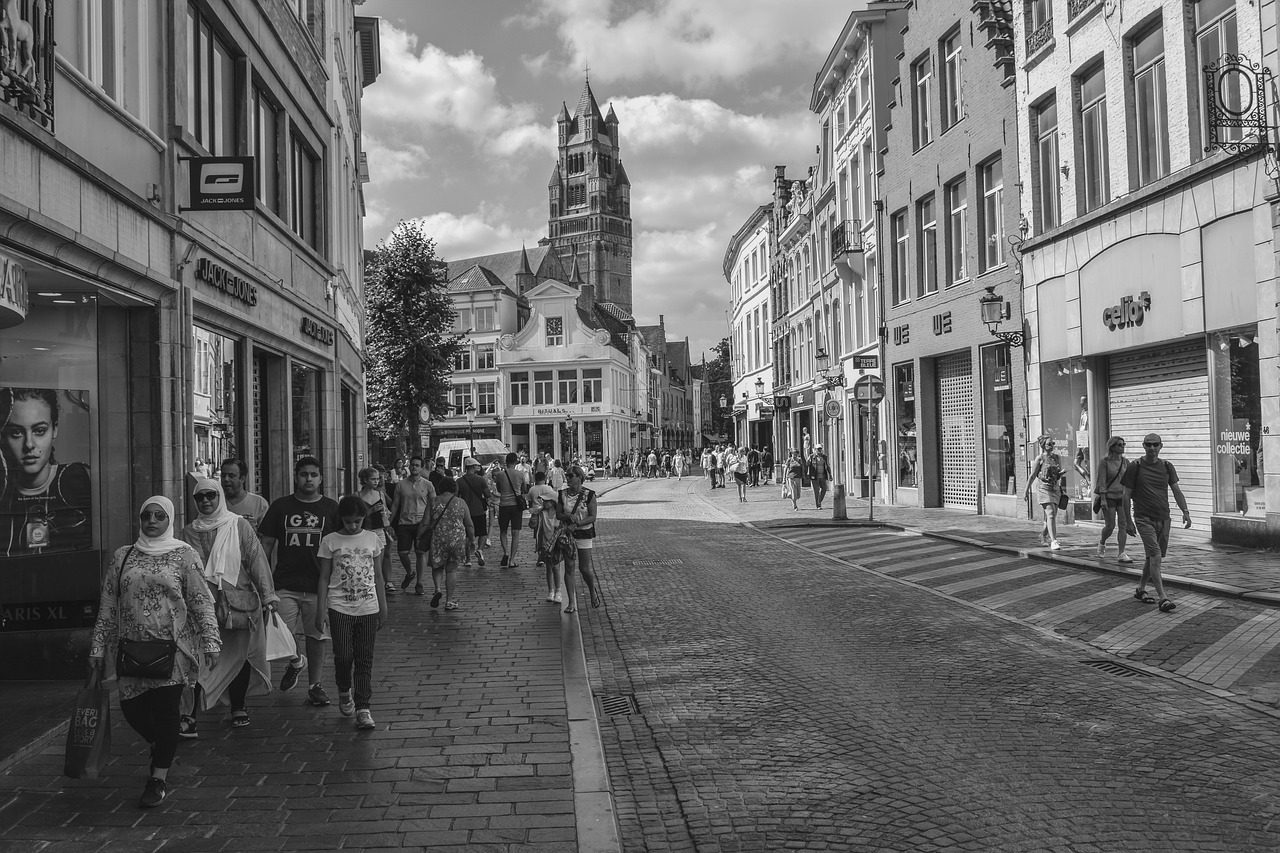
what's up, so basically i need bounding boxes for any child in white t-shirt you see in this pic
[525,472,563,602]
[317,495,386,730]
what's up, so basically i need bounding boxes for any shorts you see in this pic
[1134,515,1171,559]
[471,513,488,537]
[395,523,421,552]
[1105,497,1123,509]
[498,504,523,533]
[433,542,465,568]
[276,589,329,642]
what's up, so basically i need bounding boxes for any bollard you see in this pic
[832,484,848,520]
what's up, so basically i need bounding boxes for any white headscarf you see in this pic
[188,478,243,588]
[133,496,189,555]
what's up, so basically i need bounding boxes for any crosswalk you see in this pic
[770,525,1280,703]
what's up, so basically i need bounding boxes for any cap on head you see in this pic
[463,457,480,468]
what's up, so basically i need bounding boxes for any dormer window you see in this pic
[546,317,564,346]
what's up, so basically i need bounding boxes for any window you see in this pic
[451,384,473,413]
[1034,98,1061,231]
[1078,65,1110,213]
[474,306,497,331]
[1132,25,1170,186]
[510,372,530,406]
[545,317,564,347]
[582,368,603,403]
[849,158,861,221]
[292,362,321,459]
[80,0,149,117]
[895,363,917,487]
[917,195,938,296]
[831,301,842,355]
[476,345,495,371]
[981,345,1016,495]
[912,54,933,149]
[859,68,870,114]
[252,88,281,213]
[1196,0,1240,147]
[454,308,472,332]
[978,158,1004,273]
[195,332,213,397]
[557,370,578,404]
[1210,328,1263,514]
[892,211,909,305]
[289,134,319,248]
[533,371,554,405]
[477,382,497,416]
[941,31,964,129]
[945,178,967,285]
[187,5,238,155]
[862,144,874,216]
[453,348,472,372]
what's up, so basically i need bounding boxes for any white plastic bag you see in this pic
[264,612,297,661]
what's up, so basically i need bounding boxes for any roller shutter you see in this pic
[1106,342,1212,532]
[938,352,977,510]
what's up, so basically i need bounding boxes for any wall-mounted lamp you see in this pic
[979,285,1025,347]
[754,377,765,398]
[814,347,846,387]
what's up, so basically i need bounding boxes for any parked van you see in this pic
[433,438,508,474]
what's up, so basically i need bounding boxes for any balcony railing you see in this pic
[1067,0,1099,20]
[1026,19,1052,54]
[832,219,864,262]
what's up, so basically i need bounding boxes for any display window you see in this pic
[981,344,1016,495]
[895,362,917,487]
[1210,327,1264,516]
[192,325,241,472]
[1039,358,1090,499]
[291,361,321,461]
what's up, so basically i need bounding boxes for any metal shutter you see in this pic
[938,352,977,510]
[1106,342,1212,532]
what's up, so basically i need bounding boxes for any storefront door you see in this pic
[937,352,977,510]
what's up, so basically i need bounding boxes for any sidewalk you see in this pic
[0,482,631,851]
[693,476,1280,604]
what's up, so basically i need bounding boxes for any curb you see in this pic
[0,718,67,777]
[561,612,623,853]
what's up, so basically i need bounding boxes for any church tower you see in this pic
[546,77,633,311]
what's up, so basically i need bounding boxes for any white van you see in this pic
[432,438,508,474]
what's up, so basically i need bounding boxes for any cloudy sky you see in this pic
[359,0,853,360]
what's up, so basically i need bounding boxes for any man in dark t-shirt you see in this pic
[260,456,340,706]
[1119,433,1190,613]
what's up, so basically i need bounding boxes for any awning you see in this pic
[702,432,727,443]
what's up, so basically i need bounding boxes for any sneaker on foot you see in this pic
[1096,544,1106,558]
[178,715,198,739]
[1050,540,1061,550]
[553,591,562,603]
[445,600,460,610]
[546,592,557,602]
[400,570,415,590]
[279,654,307,692]
[139,776,167,809]
[476,552,486,567]
[415,584,425,596]
[307,683,331,707]
[338,691,355,717]
[430,590,443,608]
[1117,552,1134,563]
[355,709,375,730]
[464,559,472,567]
[500,554,509,567]
[384,582,397,594]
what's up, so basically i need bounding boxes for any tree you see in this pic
[364,222,463,451]
[704,336,733,439]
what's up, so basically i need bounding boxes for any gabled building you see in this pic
[724,204,775,450]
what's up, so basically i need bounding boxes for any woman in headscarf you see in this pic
[89,496,220,808]
[180,479,278,734]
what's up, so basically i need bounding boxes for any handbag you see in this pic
[1057,491,1070,511]
[500,469,527,512]
[63,666,111,779]
[215,586,261,631]
[1092,461,1126,515]
[264,611,297,661]
[113,547,179,679]
[419,495,455,561]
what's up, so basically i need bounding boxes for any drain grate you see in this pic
[630,559,685,567]
[598,695,639,717]
[1082,659,1151,678]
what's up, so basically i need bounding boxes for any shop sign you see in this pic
[893,324,910,345]
[195,258,258,306]
[853,355,879,370]
[0,600,97,633]
[532,406,602,416]
[773,395,791,409]
[932,312,952,335]
[757,405,775,418]
[991,364,1011,390]
[301,317,335,346]
[184,156,256,211]
[1103,292,1151,331]
[0,251,28,329]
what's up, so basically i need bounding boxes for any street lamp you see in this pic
[563,412,575,462]
[754,377,765,398]
[979,285,1025,347]
[464,403,477,458]
[814,347,845,388]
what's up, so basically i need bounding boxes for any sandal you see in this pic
[1133,588,1156,604]
[1158,598,1177,613]
[178,715,198,739]
[229,710,250,728]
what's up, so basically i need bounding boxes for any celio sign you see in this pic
[1102,291,1150,331]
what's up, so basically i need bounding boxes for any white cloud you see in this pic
[395,210,547,263]
[362,135,430,186]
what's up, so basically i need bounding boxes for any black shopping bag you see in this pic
[63,668,111,779]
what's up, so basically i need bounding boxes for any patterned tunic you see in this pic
[426,494,471,567]
[89,545,220,700]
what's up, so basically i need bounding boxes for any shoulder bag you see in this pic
[1092,460,1125,515]
[562,490,596,540]
[215,585,260,631]
[114,547,179,679]
[501,469,528,512]
[417,495,456,555]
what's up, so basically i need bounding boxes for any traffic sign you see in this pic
[852,375,886,405]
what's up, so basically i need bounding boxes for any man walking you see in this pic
[760,446,773,485]
[457,457,491,567]
[493,452,529,567]
[748,445,761,487]
[1121,433,1191,613]
[220,458,269,527]
[808,444,832,510]
[388,455,437,596]
[259,456,340,706]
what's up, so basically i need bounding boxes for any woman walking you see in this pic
[358,467,396,594]
[1094,436,1134,563]
[89,496,220,807]
[179,479,278,735]
[557,466,602,612]
[786,450,805,511]
[425,477,474,610]
[1026,436,1066,549]
[731,446,750,502]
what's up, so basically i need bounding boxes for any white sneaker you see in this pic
[338,691,355,717]
[546,592,557,602]
[1050,540,1061,550]
[355,709,375,730]
[1117,552,1134,563]
[1096,544,1105,558]
[553,591,562,603]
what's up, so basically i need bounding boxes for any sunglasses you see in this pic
[139,511,169,521]
[1143,441,1162,447]
[194,491,219,501]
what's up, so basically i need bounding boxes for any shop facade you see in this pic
[1022,155,1277,545]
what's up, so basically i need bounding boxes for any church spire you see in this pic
[574,76,604,123]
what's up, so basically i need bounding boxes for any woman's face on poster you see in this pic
[2,397,57,484]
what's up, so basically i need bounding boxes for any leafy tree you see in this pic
[364,222,463,450]
[704,336,733,439]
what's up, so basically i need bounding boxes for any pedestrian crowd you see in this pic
[87,449,606,809]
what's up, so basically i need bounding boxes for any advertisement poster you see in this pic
[0,387,93,557]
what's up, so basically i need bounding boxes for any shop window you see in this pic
[558,370,579,405]
[895,363,917,487]
[1211,329,1264,515]
[533,371,554,405]
[510,371,529,406]
[981,345,1016,495]
[476,382,497,416]
[193,326,240,469]
[187,4,238,155]
[290,361,320,462]
[582,369,603,403]
[1039,358,1090,499]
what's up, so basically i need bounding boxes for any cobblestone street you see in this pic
[579,475,1280,852]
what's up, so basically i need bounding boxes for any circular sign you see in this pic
[824,398,843,419]
[0,252,28,330]
[852,375,886,406]
[418,404,431,422]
